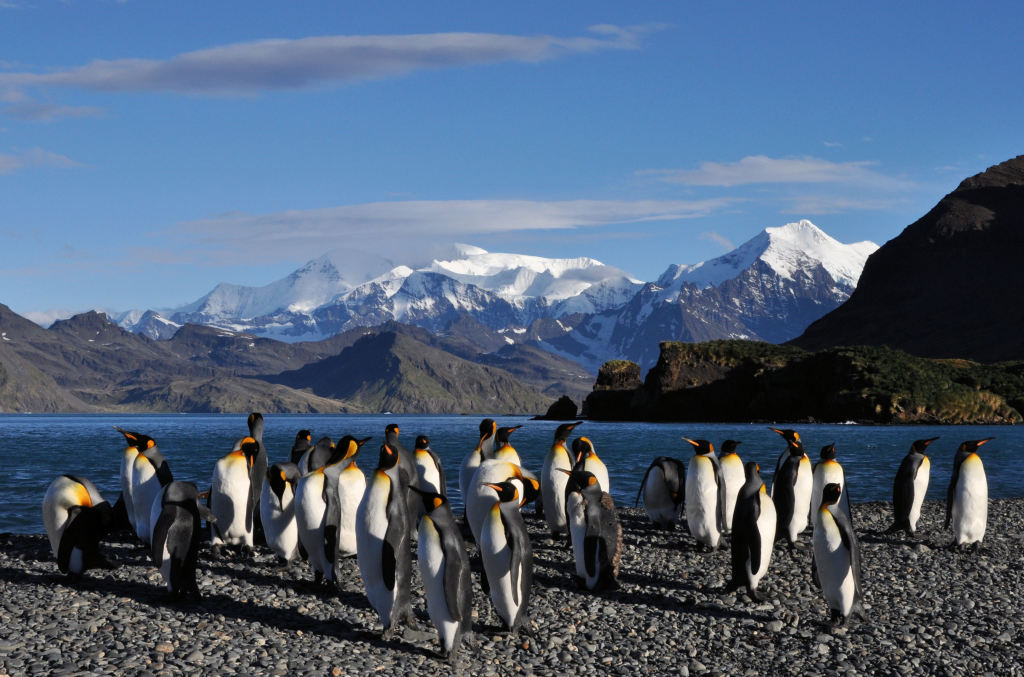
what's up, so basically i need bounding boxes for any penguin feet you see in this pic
[572,575,587,590]
[746,588,766,603]
[829,609,845,626]
[209,544,224,559]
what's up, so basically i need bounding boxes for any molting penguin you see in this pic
[541,421,583,538]
[946,438,993,549]
[719,440,744,535]
[411,487,473,661]
[209,437,259,553]
[683,438,727,550]
[770,428,812,547]
[635,456,686,529]
[886,437,938,537]
[562,469,621,591]
[459,419,497,515]
[479,481,533,634]
[129,431,173,545]
[725,462,776,601]
[811,443,852,527]
[571,436,610,494]
[813,483,866,625]
[261,462,301,563]
[151,481,216,600]
[356,442,416,638]
[414,435,446,497]
[290,429,313,465]
[42,475,116,579]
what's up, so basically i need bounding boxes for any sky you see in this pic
[2,1,1023,323]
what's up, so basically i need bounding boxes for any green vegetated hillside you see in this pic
[585,340,1024,424]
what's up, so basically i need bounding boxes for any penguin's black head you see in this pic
[479,418,497,439]
[334,435,371,462]
[554,421,584,442]
[378,443,400,470]
[572,436,596,463]
[821,482,842,506]
[743,461,761,482]
[295,430,312,444]
[683,437,714,456]
[115,427,156,451]
[385,423,400,438]
[236,437,259,467]
[911,437,938,453]
[958,438,993,454]
[484,481,519,504]
[562,468,601,492]
[414,435,430,451]
[410,486,448,514]
[247,412,264,430]
[819,444,837,461]
[770,428,801,445]
[267,463,298,496]
[520,474,541,506]
[496,425,521,446]
[721,440,741,455]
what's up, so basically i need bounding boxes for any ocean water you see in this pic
[3,413,1021,535]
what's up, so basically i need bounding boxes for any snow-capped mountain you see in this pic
[544,220,878,370]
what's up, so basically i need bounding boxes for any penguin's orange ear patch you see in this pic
[793,432,801,442]
[280,470,286,482]
[146,439,155,449]
[432,497,443,510]
[588,476,597,486]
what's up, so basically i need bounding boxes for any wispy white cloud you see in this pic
[782,195,908,215]
[2,97,105,121]
[823,141,843,148]
[0,147,83,174]
[0,25,661,95]
[168,197,732,263]
[644,155,908,188]
[699,231,734,251]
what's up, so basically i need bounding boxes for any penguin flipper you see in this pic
[56,507,86,574]
[583,535,602,579]
[381,538,396,591]
[151,509,175,568]
[635,463,656,508]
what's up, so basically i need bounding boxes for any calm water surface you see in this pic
[2,414,1021,534]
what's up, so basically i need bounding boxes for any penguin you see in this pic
[298,436,336,475]
[813,482,866,625]
[459,419,497,513]
[541,421,583,538]
[683,438,727,550]
[42,475,116,579]
[151,481,217,600]
[493,425,523,465]
[571,437,610,494]
[331,435,371,561]
[246,412,269,510]
[886,437,938,537]
[561,469,621,591]
[209,436,259,554]
[113,427,150,533]
[466,459,540,547]
[634,456,686,529]
[411,487,473,661]
[385,423,420,536]
[719,440,744,535]
[414,435,446,497]
[946,438,993,549]
[261,462,301,563]
[129,431,173,545]
[811,444,852,526]
[479,481,533,634]
[770,428,812,547]
[356,442,416,638]
[725,462,776,601]
[290,429,313,465]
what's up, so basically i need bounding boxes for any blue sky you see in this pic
[2,1,1022,322]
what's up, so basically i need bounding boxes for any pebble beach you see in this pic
[2,499,1022,676]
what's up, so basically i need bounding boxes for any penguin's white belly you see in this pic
[811,461,847,530]
[582,459,610,494]
[261,484,299,561]
[479,513,519,627]
[416,457,442,495]
[643,466,677,527]
[908,458,930,532]
[566,492,588,579]
[685,458,720,547]
[953,456,987,545]
[336,470,366,557]
[356,474,398,625]
[467,461,522,545]
[418,518,459,652]
[132,463,160,544]
[749,492,776,588]
[42,477,84,557]
[210,463,252,546]
[295,475,331,579]
[813,510,856,617]
[541,449,571,534]
[720,456,744,533]
[790,457,812,538]
[459,454,481,510]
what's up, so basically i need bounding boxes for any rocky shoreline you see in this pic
[2,499,1022,676]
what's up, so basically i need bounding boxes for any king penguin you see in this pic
[493,425,523,465]
[42,475,116,579]
[331,435,371,561]
[298,436,336,475]
[562,469,621,591]
[113,427,151,534]
[770,428,812,547]
[261,462,301,563]
[725,462,776,601]
[541,421,583,538]
[129,431,173,545]
[209,437,259,554]
[946,438,993,550]
[635,456,686,529]
[459,419,497,515]
[886,437,938,537]
[356,442,416,639]
[811,443,852,526]
[479,481,533,634]
[683,438,727,550]
[411,487,473,661]
[414,435,446,497]
[385,423,420,537]
[246,412,269,512]
[290,429,313,465]
[466,459,539,548]
[571,436,610,494]
[151,480,217,600]
[813,483,867,625]
[719,440,745,535]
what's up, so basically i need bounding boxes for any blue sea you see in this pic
[2,414,1021,534]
